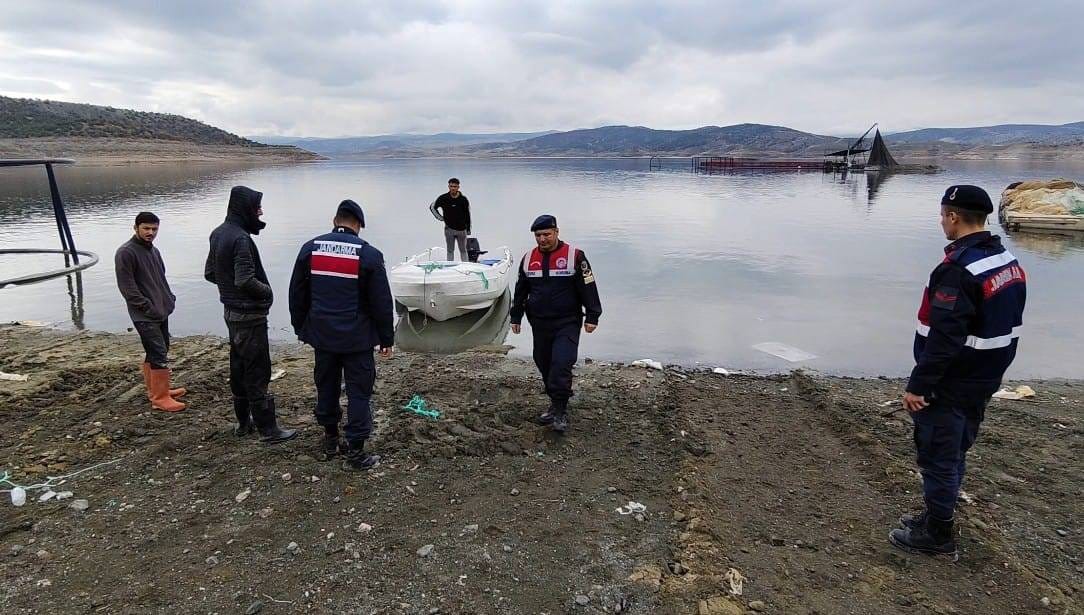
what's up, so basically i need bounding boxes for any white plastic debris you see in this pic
[38,490,56,502]
[10,487,26,507]
[0,372,29,382]
[959,490,976,505]
[631,359,663,370]
[712,367,730,375]
[270,369,286,381]
[724,567,745,595]
[877,400,897,407]
[992,385,1036,400]
[615,501,647,515]
[753,342,817,362]
[55,491,73,500]
[235,488,251,503]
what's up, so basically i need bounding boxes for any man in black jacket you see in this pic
[205,186,297,444]
[115,211,185,413]
[429,177,471,261]
[510,214,602,434]
[288,199,394,471]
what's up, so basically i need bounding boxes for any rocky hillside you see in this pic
[0,96,257,145]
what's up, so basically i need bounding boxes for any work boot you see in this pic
[342,440,380,471]
[536,402,557,425]
[254,395,298,444]
[889,516,958,561]
[142,362,186,399]
[898,509,928,531]
[147,368,186,412]
[319,425,345,460]
[233,397,254,437]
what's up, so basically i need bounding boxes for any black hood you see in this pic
[225,185,266,235]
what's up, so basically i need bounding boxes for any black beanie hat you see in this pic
[530,214,557,231]
[336,199,365,228]
[941,185,993,214]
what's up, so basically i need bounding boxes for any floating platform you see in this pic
[692,156,825,173]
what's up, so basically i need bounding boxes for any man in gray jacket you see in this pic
[115,211,185,412]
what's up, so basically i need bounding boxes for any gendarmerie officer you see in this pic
[890,185,1027,560]
[288,199,394,471]
[510,215,602,433]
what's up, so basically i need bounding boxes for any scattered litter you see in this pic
[615,501,647,516]
[752,342,817,363]
[0,372,29,382]
[270,369,286,381]
[959,490,976,505]
[1054,423,1070,430]
[38,490,56,502]
[402,395,441,420]
[69,499,89,512]
[712,367,730,376]
[10,487,26,507]
[877,400,897,407]
[55,491,73,500]
[992,385,1036,401]
[631,359,663,370]
[723,567,746,596]
[15,320,48,327]
[417,544,434,557]
[1,457,124,506]
[235,488,251,503]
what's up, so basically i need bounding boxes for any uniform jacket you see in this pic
[510,240,602,325]
[908,231,1026,403]
[288,227,395,353]
[204,186,273,315]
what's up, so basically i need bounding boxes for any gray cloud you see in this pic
[0,0,1080,137]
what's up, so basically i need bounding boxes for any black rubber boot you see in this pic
[889,516,958,561]
[551,401,569,434]
[254,395,298,444]
[536,402,557,426]
[320,425,344,460]
[898,509,928,531]
[342,440,380,471]
[233,397,254,437]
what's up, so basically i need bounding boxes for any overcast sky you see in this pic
[1,1,1081,138]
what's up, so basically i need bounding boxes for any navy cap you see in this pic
[336,199,365,228]
[530,214,557,232]
[941,185,993,214]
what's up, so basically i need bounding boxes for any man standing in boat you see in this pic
[114,211,185,413]
[890,185,1026,561]
[510,214,602,433]
[429,177,471,261]
[288,199,394,471]
[205,186,297,444]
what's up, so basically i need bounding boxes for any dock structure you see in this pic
[692,156,826,173]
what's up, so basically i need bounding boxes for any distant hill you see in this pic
[462,124,851,157]
[1,96,258,145]
[254,131,558,156]
[886,122,1084,146]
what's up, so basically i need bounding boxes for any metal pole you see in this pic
[45,163,79,265]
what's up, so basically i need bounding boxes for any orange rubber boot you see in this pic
[148,368,186,412]
[142,362,186,399]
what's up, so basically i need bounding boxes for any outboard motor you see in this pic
[466,237,487,262]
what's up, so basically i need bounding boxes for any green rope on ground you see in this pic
[402,395,441,420]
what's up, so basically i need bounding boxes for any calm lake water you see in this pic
[2,158,1083,378]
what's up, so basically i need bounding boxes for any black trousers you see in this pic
[226,320,272,414]
[530,317,582,409]
[913,396,984,521]
[314,350,376,443]
[134,319,170,369]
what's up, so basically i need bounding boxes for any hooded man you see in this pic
[204,185,297,444]
[288,199,394,471]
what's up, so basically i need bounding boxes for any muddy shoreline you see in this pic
[0,325,1080,614]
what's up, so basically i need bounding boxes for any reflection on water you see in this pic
[395,290,511,354]
[1,158,1083,378]
[1002,228,1084,260]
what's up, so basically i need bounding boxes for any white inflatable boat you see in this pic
[390,246,513,321]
